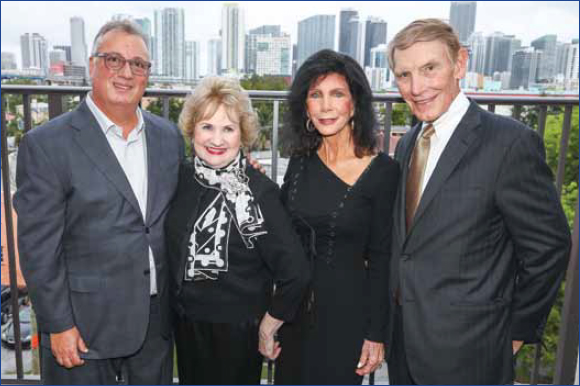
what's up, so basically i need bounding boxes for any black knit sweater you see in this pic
[165,159,311,323]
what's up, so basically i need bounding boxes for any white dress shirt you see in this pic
[417,91,470,196]
[86,93,157,295]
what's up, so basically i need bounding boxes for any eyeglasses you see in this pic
[93,52,151,76]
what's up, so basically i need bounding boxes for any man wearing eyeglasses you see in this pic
[14,20,184,384]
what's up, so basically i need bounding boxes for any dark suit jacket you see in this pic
[14,100,184,359]
[387,101,570,384]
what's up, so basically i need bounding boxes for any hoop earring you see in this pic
[306,118,316,133]
[350,119,355,132]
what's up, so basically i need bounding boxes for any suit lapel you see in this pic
[71,100,142,216]
[144,115,163,224]
[406,102,482,238]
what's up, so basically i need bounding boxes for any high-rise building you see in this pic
[297,14,335,69]
[366,43,389,90]
[53,45,72,62]
[153,10,163,74]
[154,8,185,78]
[531,34,558,81]
[185,41,200,80]
[135,18,153,57]
[484,32,520,76]
[207,38,222,76]
[337,9,363,62]
[49,49,67,66]
[255,34,292,76]
[347,15,363,63]
[20,33,49,72]
[292,44,298,77]
[250,25,281,36]
[370,44,389,68]
[339,9,358,55]
[221,3,246,74]
[1,52,17,70]
[70,17,88,67]
[449,1,477,44]
[565,42,579,83]
[364,17,387,68]
[244,25,286,74]
[510,47,540,90]
[467,32,486,74]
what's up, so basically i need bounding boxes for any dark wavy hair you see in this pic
[284,49,377,157]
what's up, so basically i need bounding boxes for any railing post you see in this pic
[48,93,64,119]
[163,96,170,120]
[512,104,523,120]
[267,359,274,385]
[554,195,580,385]
[537,105,548,139]
[22,93,32,133]
[555,105,572,195]
[383,102,392,155]
[1,93,24,380]
[487,104,496,113]
[271,100,279,183]
[530,344,542,385]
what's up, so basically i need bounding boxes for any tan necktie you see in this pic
[406,124,435,232]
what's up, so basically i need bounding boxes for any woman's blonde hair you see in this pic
[388,18,462,70]
[179,76,258,149]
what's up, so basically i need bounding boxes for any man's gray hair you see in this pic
[91,19,148,56]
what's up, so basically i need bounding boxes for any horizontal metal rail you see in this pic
[1,84,578,385]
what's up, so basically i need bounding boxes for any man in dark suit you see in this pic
[385,19,571,384]
[14,20,184,384]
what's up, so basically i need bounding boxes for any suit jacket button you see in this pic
[144,269,150,276]
[402,254,410,261]
[145,227,150,234]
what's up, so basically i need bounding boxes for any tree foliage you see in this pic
[240,75,289,152]
[514,106,578,384]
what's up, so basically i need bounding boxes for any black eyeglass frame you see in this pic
[93,52,152,76]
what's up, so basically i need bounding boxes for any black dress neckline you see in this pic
[313,151,382,189]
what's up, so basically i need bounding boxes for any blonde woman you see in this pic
[165,77,310,384]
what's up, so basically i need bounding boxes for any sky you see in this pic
[2,1,579,74]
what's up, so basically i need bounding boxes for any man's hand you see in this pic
[258,312,283,360]
[50,326,88,369]
[512,340,524,354]
[356,339,384,376]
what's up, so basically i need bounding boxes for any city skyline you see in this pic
[2,1,578,75]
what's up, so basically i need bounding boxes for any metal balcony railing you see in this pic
[1,84,578,385]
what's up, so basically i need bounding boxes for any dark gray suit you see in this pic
[14,100,184,382]
[387,101,570,384]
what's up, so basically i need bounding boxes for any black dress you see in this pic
[275,152,400,385]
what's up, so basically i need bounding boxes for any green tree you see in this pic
[145,97,185,124]
[240,75,289,152]
[391,103,412,126]
[514,106,579,384]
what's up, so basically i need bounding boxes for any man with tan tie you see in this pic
[385,19,570,384]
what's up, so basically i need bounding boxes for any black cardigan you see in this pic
[165,159,311,323]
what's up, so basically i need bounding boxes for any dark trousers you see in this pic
[387,304,417,385]
[41,296,173,385]
[175,316,263,385]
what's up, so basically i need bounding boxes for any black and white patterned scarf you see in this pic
[185,153,267,281]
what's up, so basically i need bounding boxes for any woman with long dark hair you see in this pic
[274,49,400,384]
